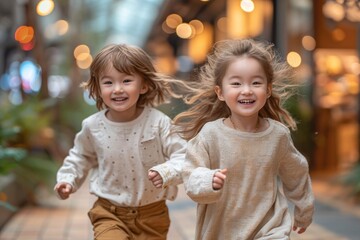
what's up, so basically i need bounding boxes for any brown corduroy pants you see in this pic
[88,198,170,240]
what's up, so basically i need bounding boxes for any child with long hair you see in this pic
[54,44,187,240]
[174,38,314,239]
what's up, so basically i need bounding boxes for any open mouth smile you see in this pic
[111,97,128,102]
[238,99,255,104]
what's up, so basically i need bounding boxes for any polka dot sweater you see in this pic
[56,107,186,207]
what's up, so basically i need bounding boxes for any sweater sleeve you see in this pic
[56,119,98,192]
[150,115,186,188]
[278,132,315,229]
[182,134,223,204]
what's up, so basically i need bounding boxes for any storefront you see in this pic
[312,0,359,171]
[145,0,360,172]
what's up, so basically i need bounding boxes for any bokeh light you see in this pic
[19,60,42,93]
[240,0,255,13]
[176,23,193,39]
[322,1,345,22]
[36,0,55,16]
[76,55,93,69]
[74,44,90,59]
[162,21,175,34]
[15,26,34,44]
[48,75,70,98]
[74,44,92,69]
[216,17,227,32]
[287,51,302,68]
[165,14,182,29]
[20,41,35,51]
[325,55,343,75]
[55,20,69,35]
[302,35,316,51]
[189,20,204,35]
[332,28,346,42]
[45,20,69,39]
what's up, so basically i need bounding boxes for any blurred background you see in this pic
[0,0,359,238]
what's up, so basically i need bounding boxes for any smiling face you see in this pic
[99,65,148,122]
[215,57,271,120]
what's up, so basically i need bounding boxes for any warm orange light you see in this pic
[55,20,69,35]
[227,0,265,38]
[74,44,90,59]
[216,17,227,32]
[302,35,316,51]
[189,23,213,64]
[166,14,182,29]
[325,55,343,75]
[162,21,175,34]
[332,28,346,42]
[176,23,193,39]
[287,51,302,68]
[189,20,204,35]
[76,54,93,69]
[15,26,34,44]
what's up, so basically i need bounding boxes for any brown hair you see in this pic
[82,44,186,110]
[174,38,298,140]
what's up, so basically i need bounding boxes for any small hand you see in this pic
[148,170,164,188]
[212,168,227,190]
[54,182,73,200]
[293,226,306,234]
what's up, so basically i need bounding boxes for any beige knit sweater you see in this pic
[182,118,314,240]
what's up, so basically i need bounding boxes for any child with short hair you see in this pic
[174,38,315,239]
[54,43,187,240]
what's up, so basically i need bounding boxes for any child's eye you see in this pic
[230,82,241,86]
[253,80,264,86]
[102,80,112,85]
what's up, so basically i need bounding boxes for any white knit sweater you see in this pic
[56,107,186,207]
[182,118,314,240]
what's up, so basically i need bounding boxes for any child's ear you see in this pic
[140,84,149,94]
[214,85,225,101]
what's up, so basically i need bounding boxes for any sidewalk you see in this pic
[1,175,360,240]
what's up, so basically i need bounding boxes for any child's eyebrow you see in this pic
[99,75,113,81]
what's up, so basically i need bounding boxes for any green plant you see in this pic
[0,127,27,175]
[0,97,60,208]
[0,126,26,211]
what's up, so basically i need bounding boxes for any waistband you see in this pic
[96,197,167,215]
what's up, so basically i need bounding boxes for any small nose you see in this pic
[241,85,252,94]
[113,84,123,93]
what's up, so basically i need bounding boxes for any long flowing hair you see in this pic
[173,38,298,140]
[82,44,189,110]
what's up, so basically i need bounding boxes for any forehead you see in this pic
[226,57,264,75]
[99,65,142,81]
[100,64,136,75]
[224,57,266,77]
